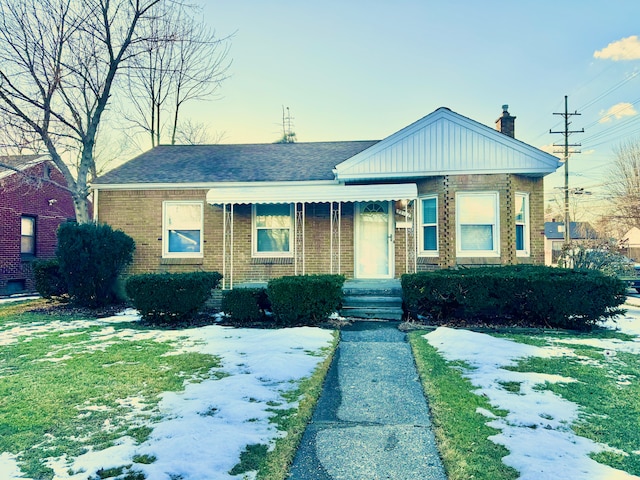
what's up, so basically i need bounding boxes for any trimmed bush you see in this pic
[56,222,135,307]
[267,274,345,326]
[32,259,67,299]
[221,288,269,324]
[125,271,222,323]
[402,265,626,330]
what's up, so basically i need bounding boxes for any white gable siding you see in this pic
[335,108,560,181]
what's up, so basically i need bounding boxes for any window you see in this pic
[252,203,293,256]
[419,196,438,255]
[456,192,500,257]
[163,201,203,257]
[515,193,530,256]
[21,216,35,255]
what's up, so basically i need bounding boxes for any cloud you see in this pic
[539,144,562,159]
[598,102,637,123]
[594,35,640,61]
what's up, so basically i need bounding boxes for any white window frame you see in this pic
[252,203,294,258]
[456,192,500,257]
[419,195,438,256]
[162,201,204,258]
[515,192,530,257]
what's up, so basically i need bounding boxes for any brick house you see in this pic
[92,106,560,288]
[0,155,76,295]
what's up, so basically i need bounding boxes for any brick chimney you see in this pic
[496,104,516,138]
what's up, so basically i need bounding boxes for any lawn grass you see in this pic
[498,332,640,476]
[410,327,640,479]
[228,331,339,480]
[408,331,518,480]
[0,302,222,480]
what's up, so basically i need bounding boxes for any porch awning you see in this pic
[206,183,418,204]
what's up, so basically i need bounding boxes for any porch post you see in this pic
[222,203,234,289]
[330,202,341,274]
[407,199,417,274]
[295,202,305,275]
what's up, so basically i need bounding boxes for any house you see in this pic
[544,221,598,265]
[92,106,560,288]
[0,155,76,295]
[620,226,640,261]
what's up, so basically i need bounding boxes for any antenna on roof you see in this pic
[275,106,297,143]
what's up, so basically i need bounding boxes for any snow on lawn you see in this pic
[424,301,640,480]
[2,309,334,480]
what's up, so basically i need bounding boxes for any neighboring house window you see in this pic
[21,216,36,255]
[551,240,563,264]
[456,192,500,257]
[515,193,530,256]
[419,196,438,255]
[252,203,293,256]
[163,201,203,257]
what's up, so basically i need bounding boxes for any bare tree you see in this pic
[605,138,640,232]
[0,0,168,223]
[174,119,226,145]
[123,3,231,148]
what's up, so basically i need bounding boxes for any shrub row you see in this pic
[402,265,627,330]
[267,274,345,326]
[221,288,270,323]
[221,274,345,326]
[125,271,222,323]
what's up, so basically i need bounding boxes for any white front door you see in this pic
[355,201,394,278]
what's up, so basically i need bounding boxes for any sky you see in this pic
[185,0,640,220]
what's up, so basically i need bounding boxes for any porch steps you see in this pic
[340,280,404,321]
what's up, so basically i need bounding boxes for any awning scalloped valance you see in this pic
[206,183,418,204]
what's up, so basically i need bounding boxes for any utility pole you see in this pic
[550,95,583,246]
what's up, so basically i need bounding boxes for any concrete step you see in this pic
[340,306,403,321]
[342,295,403,308]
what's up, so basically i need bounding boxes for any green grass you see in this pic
[501,341,640,475]
[408,331,518,480]
[0,302,222,480]
[409,326,640,479]
[227,331,339,480]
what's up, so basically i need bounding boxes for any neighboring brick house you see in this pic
[92,106,560,288]
[0,155,76,295]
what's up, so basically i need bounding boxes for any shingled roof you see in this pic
[0,154,48,180]
[93,141,379,185]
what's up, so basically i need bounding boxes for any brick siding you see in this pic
[97,173,545,285]
[0,162,76,294]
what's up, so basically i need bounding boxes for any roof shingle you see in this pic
[93,141,379,185]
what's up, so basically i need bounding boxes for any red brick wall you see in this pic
[0,162,76,294]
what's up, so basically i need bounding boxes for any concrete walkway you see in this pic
[288,321,447,480]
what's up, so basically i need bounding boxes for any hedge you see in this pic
[402,265,627,330]
[267,274,345,326]
[32,259,67,299]
[125,271,222,323]
[221,288,270,324]
[57,222,135,307]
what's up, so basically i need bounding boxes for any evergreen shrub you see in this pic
[267,274,345,326]
[125,271,222,323]
[56,222,135,307]
[221,288,269,324]
[402,265,626,330]
[32,259,67,299]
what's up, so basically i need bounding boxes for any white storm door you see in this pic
[355,201,393,278]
